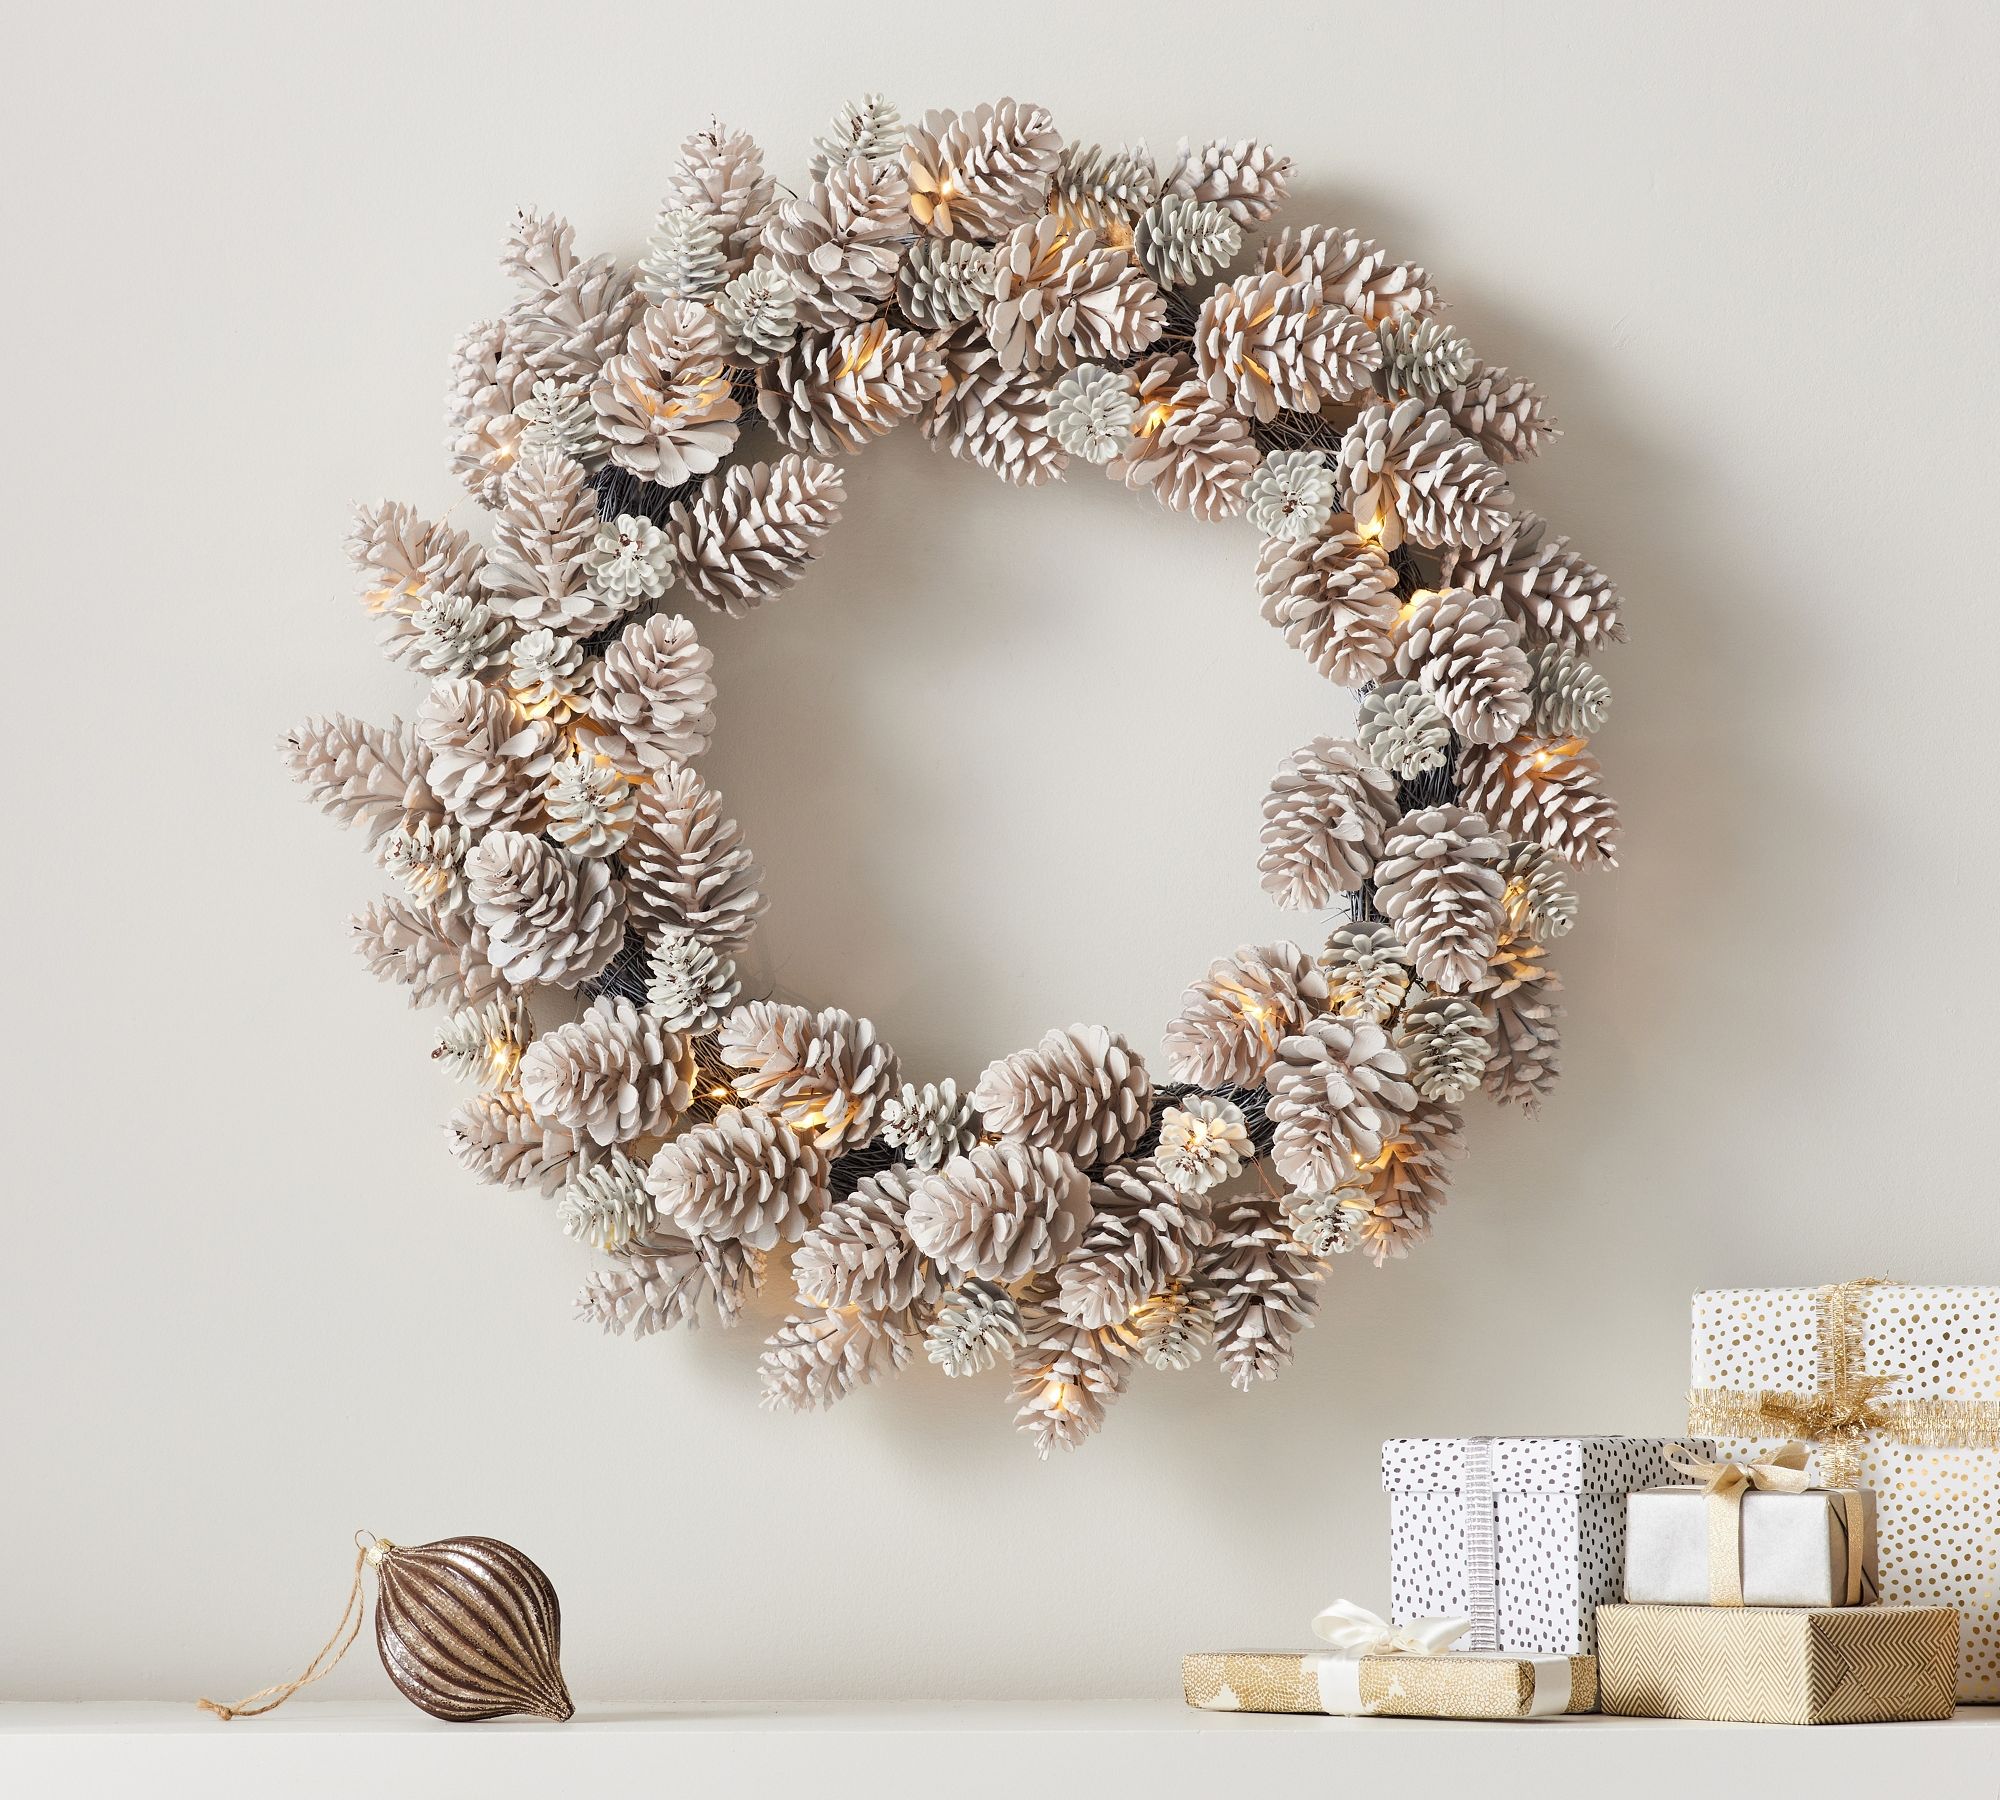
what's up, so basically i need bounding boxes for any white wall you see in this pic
[5,0,1995,1705]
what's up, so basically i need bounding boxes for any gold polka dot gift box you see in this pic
[1687,1280,2000,1701]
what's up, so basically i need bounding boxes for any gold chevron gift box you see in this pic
[1596,1603,1958,1725]
[1181,1650,1597,1720]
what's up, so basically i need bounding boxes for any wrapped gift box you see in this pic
[1688,1281,2000,1700]
[1596,1603,1958,1724]
[1182,1649,1596,1719]
[1625,1484,1877,1607]
[1384,1437,1711,1655]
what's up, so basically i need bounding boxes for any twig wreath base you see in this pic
[286,97,1624,1454]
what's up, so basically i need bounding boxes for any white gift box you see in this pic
[1383,1437,1710,1656]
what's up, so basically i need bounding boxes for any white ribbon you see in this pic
[1311,1598,1473,1658]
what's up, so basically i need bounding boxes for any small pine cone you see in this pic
[478,447,617,634]
[1200,1198,1322,1390]
[1260,224,1437,325]
[761,153,910,330]
[1338,399,1512,553]
[1009,1302,1132,1457]
[670,454,846,619]
[592,301,741,485]
[1254,517,1400,689]
[1164,941,1329,1088]
[1499,841,1578,942]
[1281,1188,1366,1259]
[519,995,690,1148]
[622,763,766,953]
[1055,1159,1213,1328]
[983,217,1166,373]
[758,320,945,456]
[379,816,475,915]
[926,1278,1025,1377]
[513,377,599,465]
[647,1104,828,1249]
[285,713,436,842]
[1164,138,1293,227]
[1398,993,1494,1103]
[664,122,776,273]
[351,895,499,1011]
[716,1000,900,1153]
[1530,643,1611,737]
[1320,922,1410,1024]
[1394,587,1533,745]
[1373,805,1507,993]
[635,206,726,305]
[1378,315,1476,401]
[500,209,643,384]
[759,1305,913,1413]
[645,928,740,1033]
[971,1024,1152,1168]
[1107,353,1258,520]
[809,93,906,181]
[714,257,800,363]
[1127,1283,1214,1372]
[1266,1017,1416,1193]
[404,591,510,679]
[1153,1096,1251,1195]
[1457,736,1620,868]
[577,1225,760,1336]
[792,1166,940,1312]
[904,99,1062,238]
[922,325,1068,486]
[432,996,532,1088]
[1448,512,1623,650]
[448,1089,581,1195]
[877,1079,979,1172]
[906,1143,1093,1283]
[1246,449,1338,542]
[417,677,556,833]
[1132,194,1240,289]
[1196,272,1379,423]
[1444,361,1556,464]
[584,513,676,611]
[587,614,716,777]
[1357,680,1453,779]
[505,627,587,724]
[543,755,637,858]
[1479,935,1564,1114]
[1051,140,1159,235]
[445,320,534,507]
[1047,364,1136,464]
[1257,737,1401,911]
[556,1148,655,1251]
[1349,1099,1464,1263]
[465,829,626,989]
[896,238,995,329]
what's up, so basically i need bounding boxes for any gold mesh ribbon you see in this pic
[1665,1442,1813,1605]
[1687,1277,2000,1488]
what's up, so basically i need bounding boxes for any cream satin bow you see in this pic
[1312,1598,1472,1657]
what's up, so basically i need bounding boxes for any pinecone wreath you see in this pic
[289,97,1626,1454]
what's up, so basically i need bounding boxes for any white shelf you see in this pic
[3,1701,1996,1798]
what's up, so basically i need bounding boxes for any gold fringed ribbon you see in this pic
[196,1534,382,1721]
[1687,1277,2000,1490]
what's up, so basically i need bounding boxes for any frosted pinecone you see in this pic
[1530,643,1612,737]
[407,590,510,678]
[1047,364,1137,464]
[513,378,599,464]
[1373,805,1508,992]
[664,121,775,272]
[449,1089,581,1194]
[1446,362,1556,464]
[714,257,800,362]
[1153,1096,1250,1194]
[1196,271,1379,422]
[1395,586,1533,745]
[906,1142,1093,1283]
[557,1150,655,1252]
[419,677,556,833]
[925,1278,1025,1377]
[972,1024,1152,1168]
[1339,398,1512,553]
[905,98,1063,240]
[636,206,726,305]
[377,816,474,914]
[1107,352,1259,520]
[465,829,625,988]
[588,613,716,776]
[1126,1283,1214,1371]
[1132,194,1241,289]
[544,755,637,858]
[717,1000,899,1152]
[1281,1188,1365,1258]
[1164,941,1330,1088]
[877,1079,979,1172]
[810,93,906,179]
[1499,841,1578,942]
[432,997,532,1089]
[670,453,846,617]
[758,1305,914,1414]
[1321,922,1411,1024]
[622,762,767,953]
[592,300,740,485]
[1398,993,1495,1103]
[1011,1304,1133,1456]
[585,513,676,608]
[1052,140,1160,233]
[1378,315,1476,401]
[758,321,944,456]
[897,238,995,330]
[1055,1160,1214,1329]
[1452,511,1623,651]
[505,627,586,723]
[1257,737,1400,912]
[575,1224,761,1337]
[1357,679,1453,778]
[1200,1198,1322,1390]
[982,216,1166,373]
[1165,137,1294,228]
[1254,519,1400,689]
[519,995,689,1148]
[1246,450,1338,542]
[647,1104,828,1249]
[645,928,740,1033]
[1266,1016,1417,1194]
[791,1166,939,1313]
[1457,736,1619,868]
[1260,223,1437,326]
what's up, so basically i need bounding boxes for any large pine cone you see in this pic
[1106,353,1257,520]
[1255,518,1400,689]
[622,763,766,954]
[1196,271,1378,422]
[971,1024,1152,1168]
[665,123,775,273]
[1458,736,1620,868]
[982,217,1166,373]
[1394,587,1533,745]
[1010,1303,1132,1457]
[1163,138,1293,227]
[1397,993,1494,1105]
[921,325,1067,486]
[758,322,945,456]
[759,1305,913,1414]
[1320,921,1411,1024]
[904,99,1062,239]
[465,830,625,989]
[518,996,693,1148]
[646,1104,827,1249]
[791,1166,940,1313]
[1199,1198,1322,1391]
[906,1143,1093,1282]
[1449,512,1623,650]
[1338,398,1511,553]
[418,677,556,833]
[1444,361,1555,464]
[1480,935,1565,1114]
[716,1000,900,1154]
[669,454,846,618]
[592,300,741,485]
[448,1090,582,1195]
[1164,941,1329,1088]
[1348,1099,1464,1264]
[760,153,910,330]
[1258,737,1401,911]
[1371,805,1507,994]
[1265,1017,1416,1194]
[897,238,994,330]
[1259,223,1437,325]
[477,447,610,634]
[1054,1160,1213,1330]
[586,614,716,776]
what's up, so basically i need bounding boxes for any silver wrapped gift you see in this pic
[1624,1484,1877,1607]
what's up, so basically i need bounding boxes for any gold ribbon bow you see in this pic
[1666,1442,1817,1606]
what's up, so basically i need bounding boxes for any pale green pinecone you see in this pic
[1052,141,1160,231]
[1127,1282,1214,1371]
[1530,643,1612,737]
[1357,679,1453,778]
[556,1148,654,1251]
[897,238,994,330]
[925,1279,1024,1377]
[1321,922,1410,1023]
[715,257,801,363]
[1132,194,1241,289]
[1499,841,1578,941]
[645,928,740,1033]
[544,755,637,859]
[506,626,587,723]
[1246,449,1337,542]
[809,94,906,179]
[1282,1189,1364,1258]
[513,378,599,465]
[433,997,532,1088]
[1047,363,1136,463]
[877,1078,978,1172]
[408,590,509,678]
[585,513,676,607]
[1398,992,1495,1102]
[636,206,726,305]
[1379,315,1476,400]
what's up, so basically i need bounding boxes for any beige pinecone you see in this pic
[1106,353,1258,520]
[1050,141,1160,236]
[906,1143,1093,1283]
[922,326,1067,486]
[1254,520,1399,689]
[1458,735,1619,868]
[1530,643,1612,738]
[896,238,995,330]
[433,997,531,1088]
[285,713,437,843]
[592,300,741,485]
[647,1104,827,1249]
[446,319,535,507]
[1010,1303,1132,1456]
[577,1223,761,1336]
[1394,587,1533,745]
[1153,1097,1251,1195]
[351,894,499,1012]
[670,454,846,618]
[347,499,484,628]
[877,1079,979,1172]
[925,1278,1026,1377]
[465,829,626,989]
[1266,1016,1416,1194]
[645,928,740,1033]
[665,122,776,273]
[1479,934,1564,1114]
[1196,271,1379,422]
[543,755,637,859]
[1339,399,1512,553]
[1054,1160,1213,1329]
[1163,138,1293,227]
[761,152,910,329]
[758,320,945,456]
[586,613,717,776]
[416,677,556,833]
[791,1166,940,1313]
[400,590,510,681]
[717,1000,900,1153]
[1372,805,1507,993]
[1163,941,1329,1088]
[904,99,1062,238]
[1200,1198,1322,1390]
[1259,224,1437,325]
[585,512,676,609]
[448,1089,582,1195]
[981,217,1166,373]
[972,1024,1152,1168]
[1126,1282,1215,1372]
[504,627,587,723]
[1348,1099,1464,1263]
[1356,680,1453,779]
[759,1305,914,1413]
[1445,361,1556,464]
[1258,737,1401,911]
[500,209,643,386]
[378,816,475,916]
[1499,841,1578,942]
[1398,993,1494,1104]
[622,763,766,953]
[1320,922,1410,1024]
[518,996,690,1148]
[1447,512,1623,651]
[477,447,618,634]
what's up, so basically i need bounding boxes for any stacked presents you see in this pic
[1184,1281,1997,1724]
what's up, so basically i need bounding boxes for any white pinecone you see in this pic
[465,829,625,989]
[1321,922,1411,1024]
[647,1104,828,1249]
[925,1278,1025,1377]
[543,755,637,859]
[644,929,740,1033]
[1265,1017,1416,1194]
[1499,841,1579,942]
[897,238,996,329]
[1378,315,1476,400]
[717,1000,900,1152]
[713,257,800,362]
[406,590,510,678]
[906,1142,1093,1283]
[585,513,676,608]
[809,94,906,179]
[1245,450,1338,542]
[635,207,726,305]
[377,816,474,914]
[587,613,717,777]
[972,1024,1152,1168]
[505,627,587,723]
[1373,805,1508,993]
[1398,993,1495,1104]
[1126,1283,1214,1371]
[1357,680,1452,778]
[1281,1188,1366,1258]
[877,1079,979,1172]
[518,995,690,1148]
[432,997,532,1089]
[1132,194,1241,289]
[556,1148,655,1252]
[1530,643,1612,737]
[513,378,599,464]
[1047,364,1136,464]
[1153,1097,1250,1195]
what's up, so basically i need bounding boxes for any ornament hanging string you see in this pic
[196,1533,382,1721]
